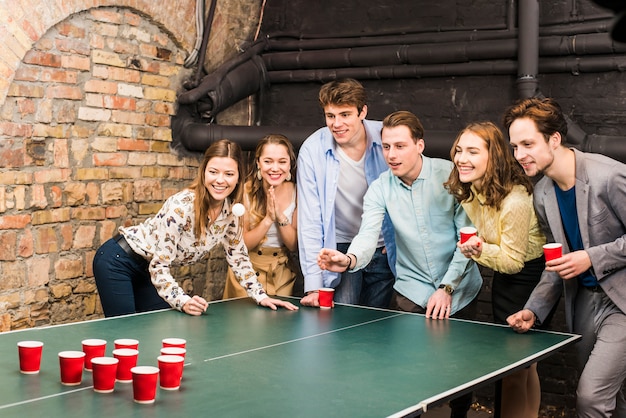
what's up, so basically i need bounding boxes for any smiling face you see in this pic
[453,130,489,190]
[203,157,239,202]
[382,125,424,185]
[324,104,367,147]
[508,117,557,177]
[257,143,292,187]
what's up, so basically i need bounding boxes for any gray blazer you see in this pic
[525,148,626,331]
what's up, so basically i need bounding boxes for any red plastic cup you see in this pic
[58,351,86,386]
[157,355,185,390]
[112,348,139,383]
[91,356,118,393]
[318,288,335,309]
[114,338,139,350]
[17,341,44,374]
[131,366,160,404]
[543,243,563,262]
[160,346,186,359]
[81,339,107,371]
[459,226,478,244]
[162,338,186,349]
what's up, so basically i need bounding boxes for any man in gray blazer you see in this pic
[503,97,626,417]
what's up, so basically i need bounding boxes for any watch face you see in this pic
[439,284,453,294]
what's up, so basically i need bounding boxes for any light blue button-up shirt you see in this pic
[348,156,482,314]
[297,119,397,293]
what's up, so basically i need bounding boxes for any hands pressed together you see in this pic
[182,295,209,316]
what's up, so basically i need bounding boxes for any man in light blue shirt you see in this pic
[318,110,482,418]
[319,109,481,315]
[298,79,396,308]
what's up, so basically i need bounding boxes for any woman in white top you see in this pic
[223,134,298,298]
[93,139,298,317]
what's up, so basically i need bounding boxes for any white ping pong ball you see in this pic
[232,203,245,217]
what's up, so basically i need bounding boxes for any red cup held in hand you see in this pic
[18,341,44,374]
[459,226,477,244]
[543,243,563,262]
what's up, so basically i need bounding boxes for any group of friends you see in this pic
[93,78,626,418]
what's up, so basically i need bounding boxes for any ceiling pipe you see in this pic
[186,0,219,89]
[513,0,626,163]
[264,55,626,83]
[172,7,626,162]
[264,18,614,52]
[517,0,541,99]
[172,99,458,157]
[261,34,626,72]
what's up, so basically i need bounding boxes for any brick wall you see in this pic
[0,1,259,329]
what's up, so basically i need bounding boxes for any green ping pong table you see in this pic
[0,297,579,417]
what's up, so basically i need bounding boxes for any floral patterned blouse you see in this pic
[120,188,268,310]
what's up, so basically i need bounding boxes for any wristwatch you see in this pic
[438,284,455,295]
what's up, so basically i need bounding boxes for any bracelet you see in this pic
[346,253,356,270]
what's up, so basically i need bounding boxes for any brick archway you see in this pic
[0,0,198,108]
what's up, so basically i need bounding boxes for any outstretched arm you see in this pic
[317,248,355,273]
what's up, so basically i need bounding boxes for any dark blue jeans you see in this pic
[93,237,170,317]
[334,243,394,308]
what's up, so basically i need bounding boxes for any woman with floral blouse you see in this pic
[93,139,298,317]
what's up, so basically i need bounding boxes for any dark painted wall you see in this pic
[259,0,626,163]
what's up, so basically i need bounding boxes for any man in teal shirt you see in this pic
[318,110,482,417]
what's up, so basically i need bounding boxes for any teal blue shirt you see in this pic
[348,156,482,314]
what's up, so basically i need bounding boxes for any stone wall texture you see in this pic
[0,0,260,329]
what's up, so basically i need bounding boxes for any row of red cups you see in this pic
[18,337,187,403]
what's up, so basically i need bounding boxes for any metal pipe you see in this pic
[265,55,626,84]
[517,0,540,98]
[183,0,205,68]
[261,34,626,72]
[189,0,219,88]
[178,40,267,105]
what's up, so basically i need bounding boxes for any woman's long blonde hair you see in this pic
[245,134,296,230]
[189,139,245,240]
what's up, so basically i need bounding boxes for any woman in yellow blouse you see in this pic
[223,134,298,298]
[444,122,546,418]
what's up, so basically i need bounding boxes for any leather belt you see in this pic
[114,234,146,264]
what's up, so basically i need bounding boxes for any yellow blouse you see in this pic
[461,184,545,275]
